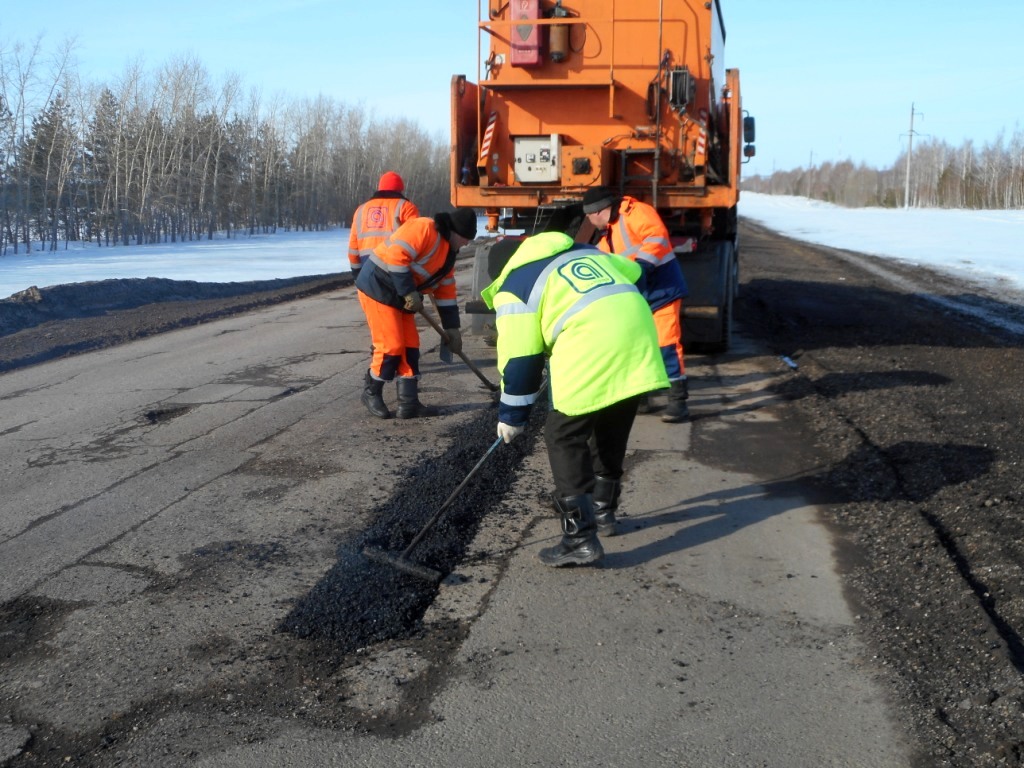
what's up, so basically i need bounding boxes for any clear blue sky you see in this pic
[4,1,1022,178]
[729,0,1024,177]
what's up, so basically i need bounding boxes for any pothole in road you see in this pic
[0,596,75,664]
[142,405,193,424]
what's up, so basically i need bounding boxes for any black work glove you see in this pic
[444,328,463,355]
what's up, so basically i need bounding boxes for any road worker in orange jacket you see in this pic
[582,186,691,422]
[355,208,478,419]
[347,171,419,278]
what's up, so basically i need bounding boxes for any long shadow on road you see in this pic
[605,440,993,568]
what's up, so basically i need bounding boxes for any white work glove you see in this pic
[444,327,463,355]
[403,291,423,312]
[497,422,525,444]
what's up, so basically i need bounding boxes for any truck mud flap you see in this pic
[466,238,524,315]
[678,239,735,352]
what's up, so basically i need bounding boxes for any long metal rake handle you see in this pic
[417,307,499,391]
[399,435,503,558]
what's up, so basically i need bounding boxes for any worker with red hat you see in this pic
[355,208,478,419]
[581,186,690,423]
[347,171,419,279]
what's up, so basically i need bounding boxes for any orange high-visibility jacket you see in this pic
[347,193,419,272]
[597,196,688,311]
[360,217,460,327]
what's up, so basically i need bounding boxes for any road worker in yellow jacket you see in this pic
[347,171,419,279]
[482,231,669,567]
[355,208,477,419]
[582,186,691,422]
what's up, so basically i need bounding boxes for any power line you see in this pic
[903,103,925,208]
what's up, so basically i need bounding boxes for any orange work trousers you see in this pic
[652,298,685,380]
[358,291,421,380]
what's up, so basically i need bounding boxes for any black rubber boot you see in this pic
[661,378,690,423]
[396,377,438,419]
[538,494,604,567]
[636,394,653,414]
[593,475,621,536]
[361,370,391,419]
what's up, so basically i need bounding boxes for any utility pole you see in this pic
[903,103,923,208]
[806,150,814,198]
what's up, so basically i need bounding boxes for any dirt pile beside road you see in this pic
[0,275,349,373]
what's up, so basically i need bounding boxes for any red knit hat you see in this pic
[378,171,404,193]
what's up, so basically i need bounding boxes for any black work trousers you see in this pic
[544,396,642,498]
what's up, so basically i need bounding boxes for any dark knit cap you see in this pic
[581,186,618,214]
[450,207,478,240]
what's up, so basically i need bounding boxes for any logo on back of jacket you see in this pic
[367,205,388,228]
[557,257,615,294]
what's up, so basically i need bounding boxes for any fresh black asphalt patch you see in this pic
[279,405,543,653]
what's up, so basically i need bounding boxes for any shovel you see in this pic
[429,295,454,364]
[363,435,503,583]
[417,307,499,391]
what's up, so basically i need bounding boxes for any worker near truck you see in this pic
[347,171,420,279]
[581,186,691,422]
[355,208,477,419]
[482,231,669,566]
[348,171,423,355]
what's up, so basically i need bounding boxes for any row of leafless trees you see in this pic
[742,128,1024,209]
[0,38,451,255]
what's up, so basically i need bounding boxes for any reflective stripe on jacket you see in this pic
[598,195,688,310]
[481,232,669,422]
[358,217,459,327]
[347,193,419,271]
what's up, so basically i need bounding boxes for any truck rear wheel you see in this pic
[683,238,735,354]
[707,266,734,354]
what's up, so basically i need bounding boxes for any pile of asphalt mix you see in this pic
[279,406,545,652]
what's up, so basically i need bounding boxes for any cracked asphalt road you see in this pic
[2,221,1024,766]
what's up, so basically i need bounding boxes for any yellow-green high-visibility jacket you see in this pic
[481,231,669,423]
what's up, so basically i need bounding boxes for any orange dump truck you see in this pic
[452,0,755,350]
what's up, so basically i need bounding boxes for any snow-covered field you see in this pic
[740,193,1024,293]
[0,229,348,299]
[1,195,1022,300]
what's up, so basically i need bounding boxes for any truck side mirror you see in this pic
[743,115,756,144]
